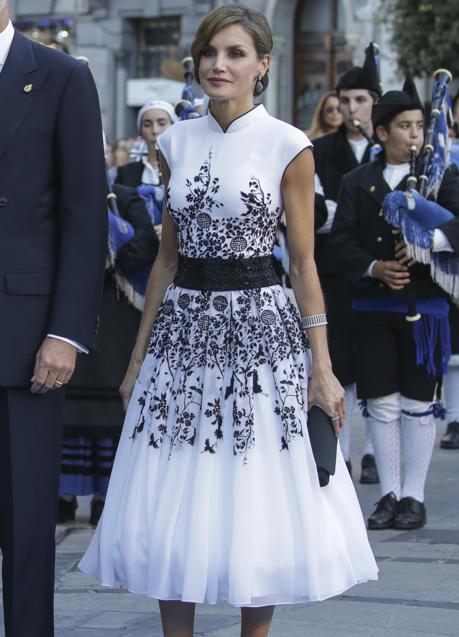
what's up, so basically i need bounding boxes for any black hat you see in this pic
[336,43,382,96]
[372,77,424,129]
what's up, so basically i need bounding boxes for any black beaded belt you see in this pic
[174,254,281,292]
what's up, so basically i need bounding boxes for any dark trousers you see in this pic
[353,311,439,401]
[322,275,356,387]
[0,387,64,637]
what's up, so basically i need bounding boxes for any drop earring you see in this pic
[255,74,264,95]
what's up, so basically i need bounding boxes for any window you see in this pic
[138,17,181,79]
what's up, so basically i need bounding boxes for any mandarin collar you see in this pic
[207,104,266,134]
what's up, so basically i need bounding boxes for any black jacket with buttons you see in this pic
[328,154,459,300]
[313,125,372,276]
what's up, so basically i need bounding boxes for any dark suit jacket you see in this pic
[0,31,108,386]
[329,155,459,300]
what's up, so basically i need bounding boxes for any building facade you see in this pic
[10,0,401,141]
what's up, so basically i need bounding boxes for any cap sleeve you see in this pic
[281,126,313,176]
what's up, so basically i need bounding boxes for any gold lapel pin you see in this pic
[369,185,376,192]
[23,83,33,93]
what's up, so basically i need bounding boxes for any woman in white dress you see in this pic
[80,5,378,636]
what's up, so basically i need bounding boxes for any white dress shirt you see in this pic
[0,21,87,353]
[348,137,368,164]
[0,20,14,71]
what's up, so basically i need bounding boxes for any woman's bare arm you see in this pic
[120,156,178,408]
[282,148,345,429]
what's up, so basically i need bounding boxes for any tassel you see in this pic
[401,400,446,420]
[412,313,451,376]
[358,399,369,417]
[114,273,145,312]
[432,400,447,420]
[382,190,459,303]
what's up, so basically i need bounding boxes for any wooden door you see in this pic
[294,0,352,128]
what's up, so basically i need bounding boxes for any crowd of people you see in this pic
[2,1,459,636]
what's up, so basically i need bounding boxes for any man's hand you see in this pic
[394,239,416,266]
[31,337,77,394]
[373,259,411,291]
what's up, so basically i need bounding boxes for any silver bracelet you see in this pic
[301,313,328,329]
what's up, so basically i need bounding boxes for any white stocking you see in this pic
[362,418,375,457]
[366,393,401,499]
[444,361,459,423]
[338,384,357,462]
[400,396,436,503]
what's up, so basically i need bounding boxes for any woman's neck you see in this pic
[210,96,256,130]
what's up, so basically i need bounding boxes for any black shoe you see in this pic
[393,497,426,530]
[89,498,105,527]
[58,496,77,524]
[367,492,398,530]
[360,453,380,484]
[440,421,459,449]
[345,460,352,477]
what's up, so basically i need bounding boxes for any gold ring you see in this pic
[55,380,64,387]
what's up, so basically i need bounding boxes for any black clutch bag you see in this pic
[307,405,338,487]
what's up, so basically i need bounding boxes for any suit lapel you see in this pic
[0,31,49,162]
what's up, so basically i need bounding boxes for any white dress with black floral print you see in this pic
[80,105,378,606]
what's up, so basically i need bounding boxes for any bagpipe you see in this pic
[382,69,459,308]
[352,120,382,161]
[174,57,202,121]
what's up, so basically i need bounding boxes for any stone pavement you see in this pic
[2,415,459,636]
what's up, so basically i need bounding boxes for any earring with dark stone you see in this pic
[255,74,264,95]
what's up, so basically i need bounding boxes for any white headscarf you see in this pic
[136,100,178,131]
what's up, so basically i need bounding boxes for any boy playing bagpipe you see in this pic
[329,77,459,530]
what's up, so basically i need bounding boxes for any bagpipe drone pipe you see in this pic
[174,56,203,121]
[382,69,459,306]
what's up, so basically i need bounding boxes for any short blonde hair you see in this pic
[191,4,272,95]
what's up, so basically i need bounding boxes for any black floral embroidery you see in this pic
[167,152,280,259]
[132,153,309,462]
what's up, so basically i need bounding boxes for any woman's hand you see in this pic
[308,366,345,436]
[119,357,143,411]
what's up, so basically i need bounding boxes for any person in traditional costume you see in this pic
[329,78,459,530]
[115,100,178,240]
[58,185,158,525]
[115,100,177,189]
[313,44,382,483]
[79,6,377,636]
